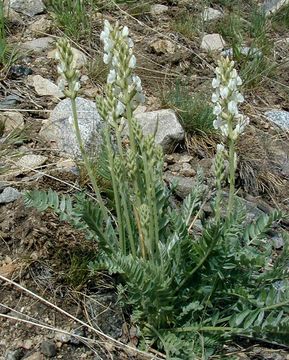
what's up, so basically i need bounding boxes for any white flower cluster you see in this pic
[55,39,80,99]
[100,20,145,114]
[212,57,249,140]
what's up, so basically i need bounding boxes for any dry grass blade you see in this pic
[0,274,162,359]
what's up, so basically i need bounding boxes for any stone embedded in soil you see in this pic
[202,7,223,21]
[39,97,103,158]
[40,340,57,357]
[9,0,45,17]
[0,95,21,109]
[21,37,54,53]
[150,4,169,16]
[180,163,196,177]
[4,349,24,360]
[261,0,289,15]
[15,154,47,171]
[201,33,225,52]
[133,109,185,153]
[150,39,176,55]
[29,16,52,34]
[23,352,43,360]
[178,154,193,164]
[264,110,289,130]
[0,187,21,204]
[3,5,23,24]
[272,234,284,249]
[28,75,64,98]
[70,327,86,345]
[164,172,197,198]
[54,332,70,343]
[0,112,24,132]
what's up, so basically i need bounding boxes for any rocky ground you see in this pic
[1,0,289,359]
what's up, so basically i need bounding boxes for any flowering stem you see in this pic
[70,98,107,218]
[102,126,127,254]
[227,137,235,218]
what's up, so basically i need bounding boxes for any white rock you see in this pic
[15,154,47,170]
[150,4,169,16]
[134,109,185,153]
[201,33,225,52]
[9,0,45,17]
[22,37,54,52]
[28,75,64,98]
[202,7,223,21]
[265,110,289,130]
[71,48,88,69]
[0,111,24,131]
[40,97,103,157]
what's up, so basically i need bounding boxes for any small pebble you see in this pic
[40,340,57,357]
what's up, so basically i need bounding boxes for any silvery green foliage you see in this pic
[212,57,249,140]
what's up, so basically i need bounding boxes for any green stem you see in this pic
[215,180,222,223]
[263,299,289,311]
[227,137,236,218]
[171,326,239,333]
[70,98,107,218]
[115,127,136,256]
[103,127,132,256]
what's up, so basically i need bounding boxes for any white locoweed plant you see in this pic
[212,57,250,219]
[25,22,289,359]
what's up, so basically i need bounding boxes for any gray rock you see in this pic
[4,349,24,360]
[202,7,223,21]
[221,47,262,58]
[150,4,169,16]
[28,75,64,98]
[9,0,45,16]
[40,340,56,357]
[22,37,54,53]
[70,327,86,345]
[0,95,21,109]
[201,33,225,52]
[134,109,185,153]
[40,97,103,157]
[272,234,284,249]
[0,187,21,204]
[261,0,289,15]
[265,110,289,130]
[164,172,196,198]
